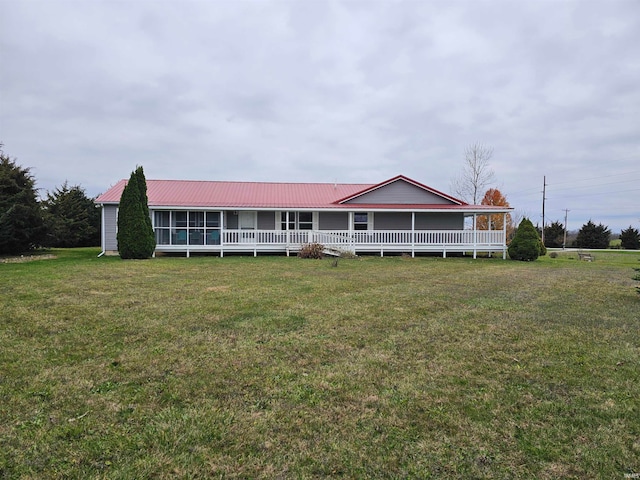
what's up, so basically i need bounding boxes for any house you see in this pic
[95,175,512,258]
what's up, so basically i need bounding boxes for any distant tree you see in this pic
[451,142,495,204]
[508,218,544,261]
[476,188,513,235]
[620,226,640,250]
[543,221,565,248]
[42,182,101,247]
[575,220,610,249]
[0,144,46,254]
[116,166,155,259]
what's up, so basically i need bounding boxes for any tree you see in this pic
[451,142,495,204]
[42,182,101,248]
[543,221,565,248]
[116,166,155,259]
[620,226,640,250]
[575,220,610,249]
[508,217,544,261]
[476,188,513,236]
[0,144,46,254]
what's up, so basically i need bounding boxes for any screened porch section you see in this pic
[153,211,222,247]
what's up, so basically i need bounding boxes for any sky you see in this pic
[1,0,639,233]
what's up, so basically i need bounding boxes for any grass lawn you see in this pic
[1,248,639,479]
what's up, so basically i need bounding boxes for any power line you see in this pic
[547,187,640,199]
[548,169,640,188]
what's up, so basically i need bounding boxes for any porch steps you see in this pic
[322,246,356,257]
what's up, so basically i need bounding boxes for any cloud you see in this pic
[1,0,638,231]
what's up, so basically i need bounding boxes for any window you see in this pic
[298,212,313,230]
[281,211,313,230]
[354,212,369,231]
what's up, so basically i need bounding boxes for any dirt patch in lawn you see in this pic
[1,254,57,264]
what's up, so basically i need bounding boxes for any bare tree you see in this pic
[451,142,495,204]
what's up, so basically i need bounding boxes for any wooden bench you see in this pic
[578,252,594,262]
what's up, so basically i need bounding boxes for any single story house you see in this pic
[95,174,512,258]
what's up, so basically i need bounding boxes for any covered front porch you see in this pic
[154,227,508,258]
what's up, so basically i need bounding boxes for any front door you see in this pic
[239,211,257,242]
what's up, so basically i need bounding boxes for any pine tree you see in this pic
[42,182,101,247]
[116,166,155,259]
[575,221,610,249]
[543,221,565,248]
[620,226,640,250]
[0,145,46,254]
[508,218,543,261]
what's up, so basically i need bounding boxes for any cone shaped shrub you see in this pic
[117,166,156,259]
[508,218,543,261]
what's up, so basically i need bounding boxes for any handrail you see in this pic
[219,229,505,246]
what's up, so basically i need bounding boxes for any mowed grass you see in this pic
[1,249,638,479]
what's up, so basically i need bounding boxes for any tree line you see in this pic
[543,220,639,250]
[1,144,100,255]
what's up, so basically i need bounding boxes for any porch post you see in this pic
[473,213,477,259]
[488,213,492,258]
[220,211,224,258]
[348,211,354,252]
[503,212,507,259]
[286,211,290,253]
[411,212,415,258]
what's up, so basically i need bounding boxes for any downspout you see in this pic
[97,203,106,257]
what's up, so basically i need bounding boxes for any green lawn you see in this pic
[1,249,639,479]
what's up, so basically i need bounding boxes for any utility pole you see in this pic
[562,209,570,249]
[541,176,547,245]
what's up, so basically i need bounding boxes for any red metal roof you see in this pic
[95,176,510,211]
[96,179,375,208]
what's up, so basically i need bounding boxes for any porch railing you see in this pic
[219,229,505,249]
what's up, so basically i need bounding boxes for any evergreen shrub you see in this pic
[508,218,543,261]
[117,167,155,259]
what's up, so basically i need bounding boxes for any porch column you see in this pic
[488,213,492,258]
[220,211,224,258]
[411,212,415,258]
[348,211,354,251]
[473,213,477,259]
[286,211,290,253]
[503,212,507,259]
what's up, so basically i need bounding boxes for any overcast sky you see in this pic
[1,0,639,232]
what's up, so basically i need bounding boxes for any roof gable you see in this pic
[337,175,465,206]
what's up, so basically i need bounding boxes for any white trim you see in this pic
[106,204,511,215]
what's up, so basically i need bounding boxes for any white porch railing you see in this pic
[221,229,504,246]
[155,229,506,257]
[220,229,505,254]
